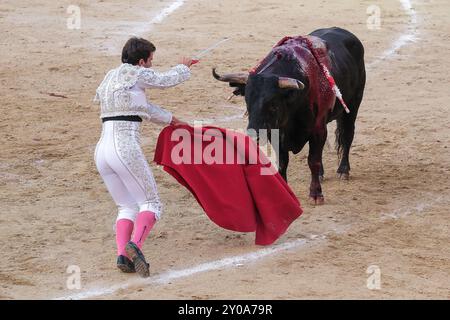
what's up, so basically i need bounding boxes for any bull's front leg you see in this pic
[308,124,327,205]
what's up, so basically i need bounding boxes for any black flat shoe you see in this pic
[117,255,136,273]
[125,242,150,278]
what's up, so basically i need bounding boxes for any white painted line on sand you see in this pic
[56,235,325,300]
[57,193,442,300]
[368,0,418,69]
[149,0,185,25]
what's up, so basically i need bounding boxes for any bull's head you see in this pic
[213,68,305,136]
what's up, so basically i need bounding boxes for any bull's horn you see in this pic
[278,77,305,90]
[212,68,248,84]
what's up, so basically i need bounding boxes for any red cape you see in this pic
[154,125,303,245]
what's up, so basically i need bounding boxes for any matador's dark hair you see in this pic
[121,37,156,65]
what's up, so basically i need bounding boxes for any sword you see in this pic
[191,37,230,64]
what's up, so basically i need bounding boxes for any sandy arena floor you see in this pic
[0,0,449,299]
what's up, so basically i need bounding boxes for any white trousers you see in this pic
[95,121,163,222]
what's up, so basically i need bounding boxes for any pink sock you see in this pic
[116,219,134,257]
[132,211,156,249]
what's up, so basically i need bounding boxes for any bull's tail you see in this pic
[335,118,346,160]
[334,90,362,161]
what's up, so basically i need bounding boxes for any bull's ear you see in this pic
[230,83,246,96]
[278,77,305,90]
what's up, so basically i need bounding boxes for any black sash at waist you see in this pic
[102,115,143,123]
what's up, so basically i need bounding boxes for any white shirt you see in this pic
[94,63,191,125]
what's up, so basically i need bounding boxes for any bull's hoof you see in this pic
[337,173,350,180]
[309,195,325,205]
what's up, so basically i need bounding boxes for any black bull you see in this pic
[213,27,366,205]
